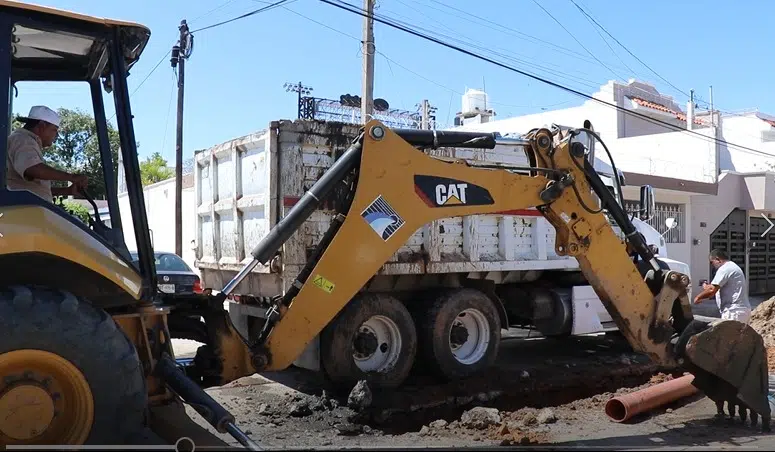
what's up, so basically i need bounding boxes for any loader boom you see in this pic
[184,120,769,431]
[252,123,686,371]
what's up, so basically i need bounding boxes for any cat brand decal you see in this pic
[414,175,495,208]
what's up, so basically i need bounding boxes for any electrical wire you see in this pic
[422,0,634,76]
[569,0,640,79]
[191,0,241,24]
[281,5,572,112]
[319,0,775,159]
[529,0,625,82]
[361,0,720,123]
[568,0,691,101]
[190,0,294,33]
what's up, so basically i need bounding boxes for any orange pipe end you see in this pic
[604,374,698,423]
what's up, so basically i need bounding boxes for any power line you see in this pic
[282,5,571,110]
[190,0,294,33]
[106,46,173,123]
[422,0,633,76]
[391,0,694,109]
[191,0,241,24]
[569,0,640,79]
[318,0,775,159]
[529,0,625,82]
[130,49,172,97]
[568,0,691,101]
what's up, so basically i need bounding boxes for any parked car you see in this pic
[130,251,202,295]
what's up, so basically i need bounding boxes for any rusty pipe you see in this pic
[604,374,698,422]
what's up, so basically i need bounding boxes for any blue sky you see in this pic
[13,0,775,165]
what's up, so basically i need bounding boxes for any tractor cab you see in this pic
[0,1,157,305]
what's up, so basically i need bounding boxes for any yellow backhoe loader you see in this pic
[0,1,769,448]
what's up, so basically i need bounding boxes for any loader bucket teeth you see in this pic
[674,318,771,431]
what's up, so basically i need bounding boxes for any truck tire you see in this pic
[0,285,147,445]
[320,293,417,389]
[416,288,501,380]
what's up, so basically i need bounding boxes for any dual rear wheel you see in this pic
[320,288,502,389]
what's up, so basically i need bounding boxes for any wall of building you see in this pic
[622,186,692,274]
[118,178,198,274]
[718,115,775,172]
[456,80,717,185]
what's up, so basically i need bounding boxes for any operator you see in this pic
[693,248,752,324]
[6,105,88,202]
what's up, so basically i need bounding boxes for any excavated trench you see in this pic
[345,335,682,434]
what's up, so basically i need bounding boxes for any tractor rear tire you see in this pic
[320,293,417,390]
[415,288,501,381]
[0,285,147,445]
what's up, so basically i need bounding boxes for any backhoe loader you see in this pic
[0,1,769,448]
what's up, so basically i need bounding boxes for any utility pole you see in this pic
[171,19,192,257]
[361,0,375,123]
[421,99,429,130]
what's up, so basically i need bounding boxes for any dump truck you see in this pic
[0,2,768,449]
[193,119,692,374]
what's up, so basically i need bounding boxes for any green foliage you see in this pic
[58,198,91,224]
[140,152,174,186]
[12,108,136,199]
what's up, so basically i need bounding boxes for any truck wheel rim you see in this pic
[352,315,403,373]
[0,350,94,445]
[449,309,490,365]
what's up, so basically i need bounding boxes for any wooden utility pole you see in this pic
[361,0,374,123]
[172,19,191,257]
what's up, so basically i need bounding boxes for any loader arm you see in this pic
[258,123,686,371]
[177,120,769,430]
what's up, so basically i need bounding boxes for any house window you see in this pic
[624,200,686,244]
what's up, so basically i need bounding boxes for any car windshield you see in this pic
[131,253,190,272]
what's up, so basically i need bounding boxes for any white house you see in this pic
[116,157,199,274]
[451,79,775,296]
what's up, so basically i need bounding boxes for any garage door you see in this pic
[709,208,747,287]
[749,213,775,294]
[710,209,775,295]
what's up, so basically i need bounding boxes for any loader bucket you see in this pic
[674,317,771,430]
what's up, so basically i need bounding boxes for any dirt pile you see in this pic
[750,297,775,348]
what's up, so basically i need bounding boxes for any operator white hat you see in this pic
[18,105,60,127]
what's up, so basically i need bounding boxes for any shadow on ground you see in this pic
[542,416,772,450]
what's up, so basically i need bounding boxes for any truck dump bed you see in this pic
[194,119,584,296]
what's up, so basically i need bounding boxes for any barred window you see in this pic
[624,200,686,243]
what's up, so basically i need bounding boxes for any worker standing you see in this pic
[693,248,752,324]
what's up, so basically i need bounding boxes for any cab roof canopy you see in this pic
[1,0,151,82]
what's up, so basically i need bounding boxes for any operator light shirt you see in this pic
[6,128,53,201]
[711,260,751,315]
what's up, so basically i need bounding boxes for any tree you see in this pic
[58,198,91,224]
[12,107,128,199]
[139,152,174,186]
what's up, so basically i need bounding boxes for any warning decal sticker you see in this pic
[312,274,335,294]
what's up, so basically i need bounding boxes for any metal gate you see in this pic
[710,209,775,295]
[749,213,775,294]
[709,208,746,287]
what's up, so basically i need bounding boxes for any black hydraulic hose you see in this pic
[221,135,365,296]
[250,138,364,264]
[155,353,262,450]
[393,129,497,149]
[581,158,661,273]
